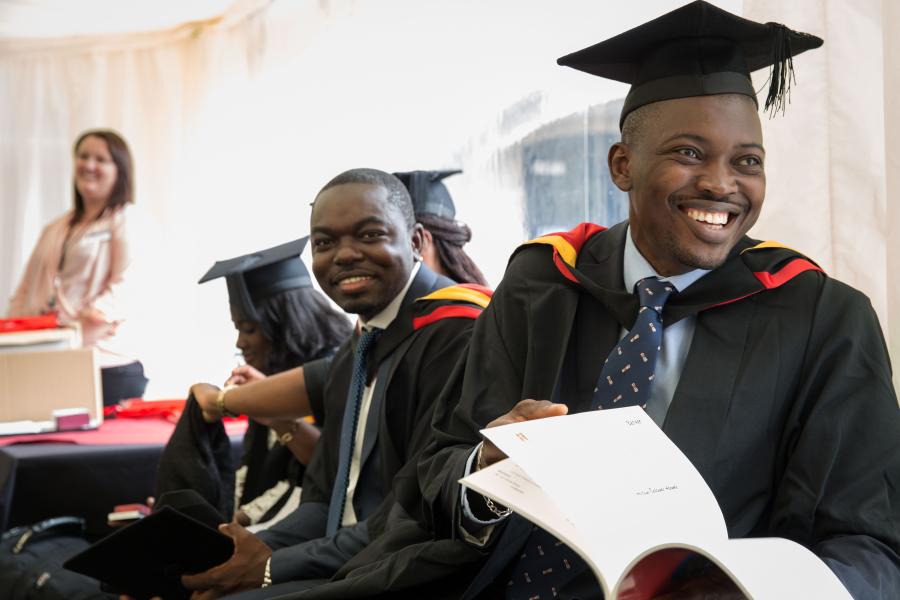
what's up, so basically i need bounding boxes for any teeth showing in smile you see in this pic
[339,276,372,285]
[685,207,729,227]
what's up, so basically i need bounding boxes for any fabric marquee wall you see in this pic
[1,0,895,395]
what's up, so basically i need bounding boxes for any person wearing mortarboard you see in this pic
[393,170,489,286]
[156,238,352,530]
[171,169,491,599]
[380,2,898,599]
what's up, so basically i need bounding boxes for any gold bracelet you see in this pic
[276,421,300,445]
[261,555,272,587]
[216,387,238,418]
[475,442,488,471]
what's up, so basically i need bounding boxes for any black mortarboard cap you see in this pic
[393,169,461,220]
[557,0,823,128]
[63,490,232,599]
[198,237,312,322]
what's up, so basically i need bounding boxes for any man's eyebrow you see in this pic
[354,216,390,229]
[660,132,708,146]
[737,142,766,153]
[311,216,389,236]
[310,225,333,236]
[659,133,765,152]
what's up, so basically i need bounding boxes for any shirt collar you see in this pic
[359,261,421,331]
[623,225,709,293]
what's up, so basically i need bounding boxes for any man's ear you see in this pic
[410,223,426,261]
[419,226,433,249]
[608,142,633,192]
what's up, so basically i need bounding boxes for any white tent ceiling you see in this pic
[0,0,240,39]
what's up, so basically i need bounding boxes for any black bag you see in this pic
[0,516,114,600]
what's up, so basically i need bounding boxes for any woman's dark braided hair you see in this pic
[416,212,488,286]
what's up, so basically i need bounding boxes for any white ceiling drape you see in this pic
[0,0,241,39]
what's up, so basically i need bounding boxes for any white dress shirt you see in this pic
[460,225,709,529]
[621,226,708,425]
[342,261,420,527]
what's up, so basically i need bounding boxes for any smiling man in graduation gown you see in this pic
[406,2,900,599]
[182,168,490,598]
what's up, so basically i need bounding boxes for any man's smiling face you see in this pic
[610,94,766,276]
[310,182,420,320]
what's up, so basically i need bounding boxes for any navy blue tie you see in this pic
[592,277,675,411]
[505,277,674,599]
[326,327,380,536]
[505,525,589,600]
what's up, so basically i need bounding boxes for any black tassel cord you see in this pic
[763,23,796,116]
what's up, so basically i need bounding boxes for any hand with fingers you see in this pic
[181,522,272,599]
[190,383,223,423]
[224,365,266,387]
[232,509,251,527]
[477,399,569,469]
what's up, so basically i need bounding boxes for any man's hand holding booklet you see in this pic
[460,406,850,599]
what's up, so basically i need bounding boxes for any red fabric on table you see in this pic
[0,415,247,446]
[0,313,59,332]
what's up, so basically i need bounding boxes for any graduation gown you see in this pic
[236,420,305,522]
[411,221,900,599]
[155,395,236,519]
[255,265,489,585]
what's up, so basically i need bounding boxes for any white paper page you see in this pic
[481,407,727,581]
[461,459,589,557]
[462,460,610,593]
[692,537,851,599]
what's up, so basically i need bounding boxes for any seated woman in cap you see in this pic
[394,170,488,286]
[160,238,352,530]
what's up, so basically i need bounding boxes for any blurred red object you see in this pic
[104,399,185,420]
[0,313,59,333]
[103,398,247,423]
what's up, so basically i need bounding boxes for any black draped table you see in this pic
[0,416,246,538]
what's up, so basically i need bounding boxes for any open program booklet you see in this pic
[460,407,850,599]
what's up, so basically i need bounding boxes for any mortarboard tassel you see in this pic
[764,23,796,116]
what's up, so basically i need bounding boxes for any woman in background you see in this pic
[393,169,488,286]
[7,129,147,406]
[197,238,352,528]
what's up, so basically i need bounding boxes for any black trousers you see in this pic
[100,361,148,406]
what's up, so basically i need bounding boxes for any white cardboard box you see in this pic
[0,347,102,433]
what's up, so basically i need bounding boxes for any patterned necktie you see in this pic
[505,524,590,600]
[505,277,675,600]
[326,327,381,536]
[592,276,675,411]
